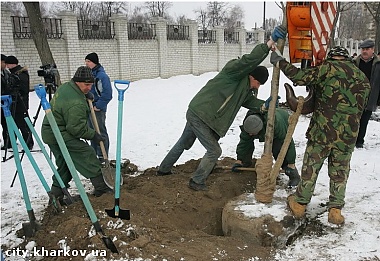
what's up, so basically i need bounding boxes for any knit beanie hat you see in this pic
[4,55,19,65]
[1,54,7,61]
[85,52,99,64]
[249,66,269,84]
[243,115,263,135]
[72,66,95,83]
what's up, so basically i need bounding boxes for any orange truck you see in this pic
[286,2,338,67]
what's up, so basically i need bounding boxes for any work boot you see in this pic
[90,175,113,197]
[328,208,345,225]
[188,178,208,191]
[156,170,173,176]
[285,167,301,187]
[287,195,306,219]
[49,185,64,207]
[50,185,64,200]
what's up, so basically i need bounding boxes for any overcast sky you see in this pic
[129,1,284,30]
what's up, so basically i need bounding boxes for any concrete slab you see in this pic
[222,193,299,247]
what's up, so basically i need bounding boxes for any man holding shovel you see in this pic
[232,108,300,187]
[41,66,112,203]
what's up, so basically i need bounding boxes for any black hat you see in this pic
[72,66,95,83]
[4,55,18,65]
[85,52,99,64]
[359,39,375,49]
[249,66,269,84]
[1,54,7,61]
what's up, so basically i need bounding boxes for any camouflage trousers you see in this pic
[294,140,354,209]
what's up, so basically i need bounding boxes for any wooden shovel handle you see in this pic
[87,99,108,162]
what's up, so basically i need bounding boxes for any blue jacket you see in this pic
[90,64,112,112]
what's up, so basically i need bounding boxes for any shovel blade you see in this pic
[105,207,131,220]
[100,233,119,254]
[22,221,41,238]
[102,166,123,189]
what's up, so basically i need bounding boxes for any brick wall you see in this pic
[1,8,286,88]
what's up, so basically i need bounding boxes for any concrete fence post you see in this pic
[215,26,225,71]
[186,19,200,76]
[110,14,130,80]
[238,27,247,57]
[59,11,81,78]
[152,17,169,79]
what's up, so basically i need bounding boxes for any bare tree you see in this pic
[207,1,228,27]
[331,2,358,47]
[194,8,209,31]
[128,5,149,23]
[1,2,26,16]
[143,1,172,19]
[23,2,61,85]
[364,2,380,51]
[224,5,244,29]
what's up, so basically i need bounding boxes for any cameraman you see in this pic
[4,55,34,150]
[1,54,11,149]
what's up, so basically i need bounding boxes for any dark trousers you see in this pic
[14,111,34,148]
[1,103,33,149]
[48,139,102,188]
[356,110,372,145]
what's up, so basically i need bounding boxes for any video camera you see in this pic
[37,64,58,91]
[8,74,21,89]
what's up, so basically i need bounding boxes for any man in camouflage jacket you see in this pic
[270,46,371,225]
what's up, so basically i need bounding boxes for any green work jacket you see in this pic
[188,43,270,137]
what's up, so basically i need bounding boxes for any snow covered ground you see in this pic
[1,67,379,260]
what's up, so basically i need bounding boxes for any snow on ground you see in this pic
[1,67,379,260]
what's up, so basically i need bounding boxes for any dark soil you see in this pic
[15,157,278,261]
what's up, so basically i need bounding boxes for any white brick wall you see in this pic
[1,9,270,87]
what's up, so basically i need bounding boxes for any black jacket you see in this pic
[8,65,30,111]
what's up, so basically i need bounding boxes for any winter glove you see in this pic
[271,25,287,42]
[231,163,243,172]
[264,96,281,110]
[270,51,285,67]
[85,92,94,101]
[93,132,105,145]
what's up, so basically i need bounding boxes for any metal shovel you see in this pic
[34,85,118,253]
[105,80,131,220]
[87,99,122,189]
[1,95,41,237]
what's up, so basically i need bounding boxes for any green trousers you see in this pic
[295,140,354,209]
[48,139,102,188]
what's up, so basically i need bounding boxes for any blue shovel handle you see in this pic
[114,80,130,101]
[34,84,51,110]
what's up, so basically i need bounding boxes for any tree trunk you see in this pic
[263,7,287,155]
[23,2,61,86]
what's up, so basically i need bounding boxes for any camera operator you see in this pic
[1,54,12,149]
[4,55,34,150]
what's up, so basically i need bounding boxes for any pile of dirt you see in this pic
[18,157,278,260]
